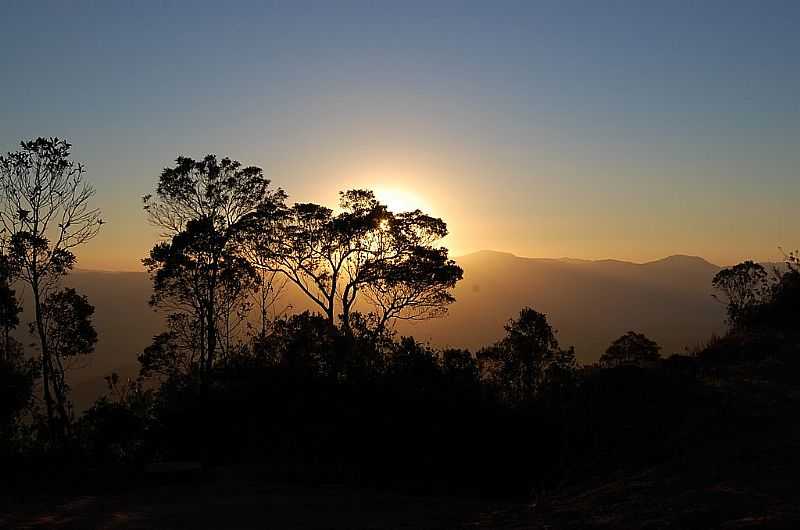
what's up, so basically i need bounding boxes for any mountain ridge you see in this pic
[455,250,720,269]
[53,250,727,409]
[74,251,723,275]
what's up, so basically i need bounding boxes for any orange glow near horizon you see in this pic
[374,186,430,214]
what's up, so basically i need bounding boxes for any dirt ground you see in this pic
[1,477,534,530]
[5,469,800,530]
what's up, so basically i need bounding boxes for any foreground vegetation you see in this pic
[1,138,799,528]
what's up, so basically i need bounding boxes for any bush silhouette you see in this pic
[599,331,661,368]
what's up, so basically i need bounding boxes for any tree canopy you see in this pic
[478,307,575,401]
[143,155,285,377]
[254,189,462,335]
[0,137,102,444]
[599,331,660,368]
[712,260,771,330]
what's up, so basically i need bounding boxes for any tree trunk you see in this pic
[51,358,73,441]
[341,306,351,335]
[32,280,58,445]
[2,323,9,362]
[205,264,218,378]
[325,298,336,329]
[206,303,216,375]
[260,288,269,338]
[340,284,356,336]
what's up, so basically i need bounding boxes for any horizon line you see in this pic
[73,250,746,274]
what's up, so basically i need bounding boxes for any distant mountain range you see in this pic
[25,251,726,409]
[415,250,724,358]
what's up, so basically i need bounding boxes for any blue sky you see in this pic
[1,1,798,269]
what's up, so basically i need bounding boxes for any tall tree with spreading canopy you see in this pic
[143,155,285,379]
[0,138,102,443]
[359,209,463,336]
[254,189,462,336]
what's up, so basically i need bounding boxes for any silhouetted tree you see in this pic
[361,240,463,337]
[249,268,288,342]
[39,287,98,437]
[0,352,37,448]
[258,311,339,375]
[0,255,20,362]
[77,373,153,464]
[387,337,440,391]
[712,260,771,329]
[139,313,202,379]
[0,255,35,444]
[541,345,578,404]
[253,191,384,329]
[478,307,574,401]
[773,252,800,322]
[440,348,480,387]
[753,250,800,336]
[0,138,102,443]
[255,189,462,335]
[143,155,285,379]
[599,331,660,368]
[341,311,393,378]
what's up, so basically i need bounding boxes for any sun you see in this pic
[374,187,428,213]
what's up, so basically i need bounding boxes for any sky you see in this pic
[1,1,798,271]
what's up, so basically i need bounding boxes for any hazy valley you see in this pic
[47,250,726,408]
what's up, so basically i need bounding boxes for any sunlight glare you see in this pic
[375,187,428,213]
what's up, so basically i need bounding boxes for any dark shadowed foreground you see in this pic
[4,268,800,529]
[4,425,800,530]
[3,472,520,530]
[3,144,800,530]
[5,358,800,530]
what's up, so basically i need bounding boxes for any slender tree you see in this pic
[0,138,102,442]
[139,313,203,379]
[143,155,285,378]
[250,268,288,340]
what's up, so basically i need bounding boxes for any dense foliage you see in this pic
[1,141,799,506]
